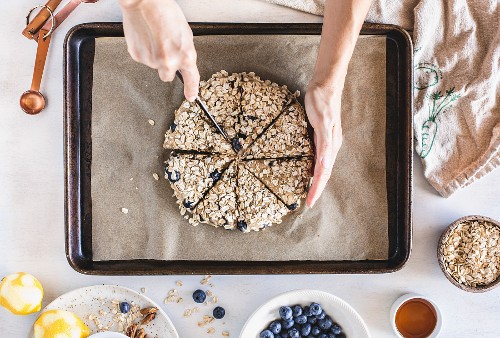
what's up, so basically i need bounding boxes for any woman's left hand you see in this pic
[305,80,344,207]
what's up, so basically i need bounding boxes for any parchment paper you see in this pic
[91,35,387,261]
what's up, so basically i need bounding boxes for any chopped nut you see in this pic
[139,307,158,316]
[140,313,156,325]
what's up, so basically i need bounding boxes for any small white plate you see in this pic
[240,289,370,338]
[28,285,178,338]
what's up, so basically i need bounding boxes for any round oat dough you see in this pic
[164,71,313,232]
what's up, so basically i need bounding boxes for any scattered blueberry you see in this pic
[119,301,130,314]
[296,314,307,325]
[231,137,243,151]
[183,200,194,209]
[237,220,247,232]
[260,330,274,338]
[166,169,181,183]
[269,320,281,334]
[287,203,298,211]
[292,305,303,317]
[311,326,321,336]
[213,306,225,319]
[310,303,322,316]
[279,306,293,320]
[330,324,342,335]
[316,311,326,320]
[301,323,312,336]
[281,319,294,330]
[288,328,300,338]
[319,318,333,330]
[170,122,177,132]
[192,289,206,303]
[307,316,318,324]
[210,170,221,182]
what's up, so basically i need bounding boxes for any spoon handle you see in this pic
[22,0,63,39]
[30,30,51,92]
[34,0,82,41]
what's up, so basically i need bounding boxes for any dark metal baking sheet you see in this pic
[64,22,412,275]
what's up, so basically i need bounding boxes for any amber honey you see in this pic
[395,298,437,338]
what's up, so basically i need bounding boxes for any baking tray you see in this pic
[64,22,412,275]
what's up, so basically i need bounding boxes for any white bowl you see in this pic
[390,293,442,338]
[240,289,370,338]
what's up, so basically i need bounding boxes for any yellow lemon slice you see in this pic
[34,309,90,338]
[0,272,43,315]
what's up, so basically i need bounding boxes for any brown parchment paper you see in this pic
[91,34,387,261]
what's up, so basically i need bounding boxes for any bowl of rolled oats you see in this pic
[437,215,500,292]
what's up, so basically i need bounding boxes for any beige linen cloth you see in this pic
[265,0,500,197]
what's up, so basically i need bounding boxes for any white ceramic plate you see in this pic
[240,289,370,338]
[28,285,178,338]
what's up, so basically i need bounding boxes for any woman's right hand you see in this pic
[119,0,200,101]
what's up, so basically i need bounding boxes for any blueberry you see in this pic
[237,220,247,232]
[311,326,321,336]
[183,200,193,209]
[231,137,242,151]
[307,316,317,324]
[288,328,300,338]
[319,318,332,330]
[330,324,342,335]
[213,306,225,319]
[292,305,303,317]
[287,203,298,211]
[301,323,311,336]
[309,303,322,316]
[210,170,221,182]
[119,301,130,314]
[192,289,206,303]
[269,320,282,334]
[237,132,247,139]
[296,315,307,325]
[260,330,274,338]
[281,319,294,330]
[319,334,329,338]
[279,306,293,320]
[166,169,181,183]
[316,311,326,320]
[170,122,177,132]
[303,306,312,317]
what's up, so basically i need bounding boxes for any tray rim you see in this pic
[64,22,413,275]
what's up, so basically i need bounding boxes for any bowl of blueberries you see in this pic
[240,289,369,338]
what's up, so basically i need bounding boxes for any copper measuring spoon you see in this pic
[33,0,100,41]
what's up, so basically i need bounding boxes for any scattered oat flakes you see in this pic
[222,331,230,337]
[207,327,215,334]
[148,119,155,126]
[121,208,129,214]
[140,287,146,293]
[153,172,159,180]
[176,280,183,287]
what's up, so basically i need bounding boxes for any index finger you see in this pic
[306,125,342,207]
[180,64,200,102]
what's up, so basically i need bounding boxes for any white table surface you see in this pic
[1,1,499,337]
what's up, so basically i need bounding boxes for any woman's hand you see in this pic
[305,81,343,207]
[119,0,199,101]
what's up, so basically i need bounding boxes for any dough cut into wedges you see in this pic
[236,164,289,232]
[243,158,312,210]
[165,152,233,212]
[246,102,313,158]
[163,100,233,154]
[235,73,295,150]
[191,162,239,229]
